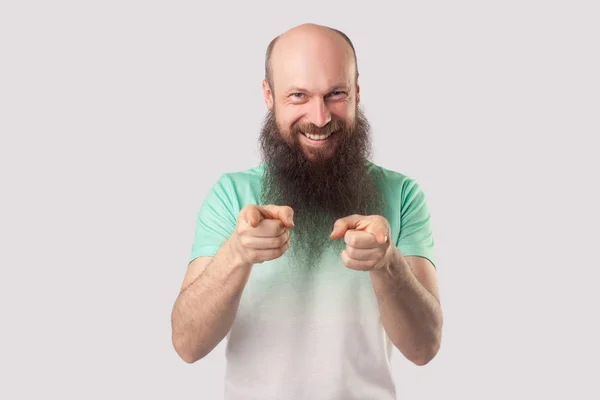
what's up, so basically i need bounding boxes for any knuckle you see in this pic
[241,204,254,214]
[272,226,284,237]
[279,234,289,247]
[345,246,355,257]
[239,236,251,247]
[341,250,349,262]
[276,245,287,258]
[347,236,357,247]
[269,237,281,248]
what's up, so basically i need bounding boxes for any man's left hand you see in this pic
[330,214,394,271]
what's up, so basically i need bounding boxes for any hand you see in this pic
[231,204,294,265]
[330,214,393,271]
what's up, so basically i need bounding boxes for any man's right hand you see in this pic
[230,204,294,266]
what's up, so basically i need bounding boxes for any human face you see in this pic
[262,40,360,160]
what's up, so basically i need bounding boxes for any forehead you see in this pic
[271,34,355,93]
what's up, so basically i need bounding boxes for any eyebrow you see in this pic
[284,84,351,95]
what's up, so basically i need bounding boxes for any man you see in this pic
[171,23,443,399]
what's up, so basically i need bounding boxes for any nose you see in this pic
[307,98,331,128]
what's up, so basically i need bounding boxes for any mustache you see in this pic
[289,118,345,136]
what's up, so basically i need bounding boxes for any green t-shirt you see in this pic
[188,161,436,399]
[190,162,435,267]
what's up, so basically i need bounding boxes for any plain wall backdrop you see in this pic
[1,1,599,399]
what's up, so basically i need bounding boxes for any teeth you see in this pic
[304,131,333,140]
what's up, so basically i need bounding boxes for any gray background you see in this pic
[1,0,599,399]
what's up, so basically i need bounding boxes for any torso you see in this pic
[219,162,404,399]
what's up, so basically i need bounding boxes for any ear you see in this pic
[355,82,360,104]
[262,79,274,111]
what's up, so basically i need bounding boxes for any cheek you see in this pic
[277,108,303,131]
[330,102,355,123]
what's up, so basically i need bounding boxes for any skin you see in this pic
[262,24,359,160]
[171,205,294,363]
[330,214,443,365]
[171,23,443,366]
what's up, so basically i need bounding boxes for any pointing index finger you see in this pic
[330,214,363,240]
[244,206,264,227]
[261,205,295,228]
[372,224,389,244]
[367,217,390,244]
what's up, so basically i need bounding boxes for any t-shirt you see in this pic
[189,161,436,400]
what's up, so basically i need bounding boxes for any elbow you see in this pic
[410,338,441,366]
[177,349,202,364]
[411,315,444,366]
[172,334,206,364]
[411,350,436,366]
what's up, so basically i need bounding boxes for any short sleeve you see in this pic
[396,179,436,268]
[189,174,238,263]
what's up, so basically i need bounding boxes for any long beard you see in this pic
[258,106,385,270]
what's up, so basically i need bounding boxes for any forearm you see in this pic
[370,247,443,365]
[171,237,252,363]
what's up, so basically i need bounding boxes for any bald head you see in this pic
[260,23,363,163]
[264,23,359,91]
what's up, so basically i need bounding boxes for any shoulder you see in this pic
[211,163,264,190]
[368,161,423,200]
[219,163,264,183]
[208,163,265,209]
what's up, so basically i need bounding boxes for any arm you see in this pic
[369,250,442,365]
[171,237,252,363]
[330,179,442,365]
[171,204,293,364]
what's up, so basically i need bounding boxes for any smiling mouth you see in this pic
[301,131,335,141]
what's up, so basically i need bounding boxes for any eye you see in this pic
[327,91,347,99]
[290,93,305,98]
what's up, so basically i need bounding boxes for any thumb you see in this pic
[276,205,295,228]
[365,220,390,244]
[261,205,295,228]
[330,214,362,240]
[245,206,264,227]
[284,209,294,228]
[330,223,344,240]
[374,229,388,244]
